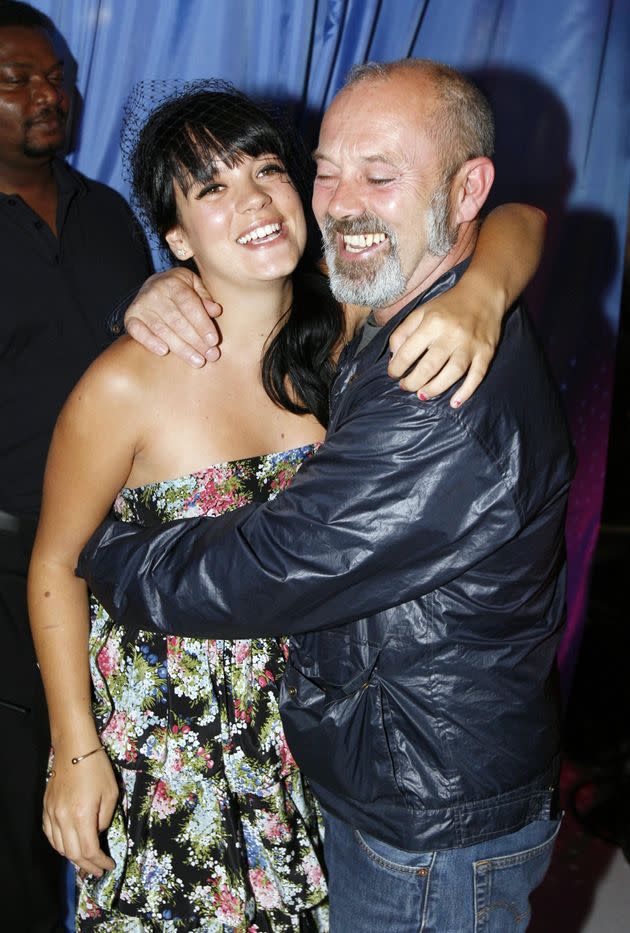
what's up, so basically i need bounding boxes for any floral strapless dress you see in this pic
[77,445,327,933]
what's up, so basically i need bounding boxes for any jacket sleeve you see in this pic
[77,379,521,638]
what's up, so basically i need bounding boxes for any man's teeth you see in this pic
[343,232,387,251]
[237,223,281,245]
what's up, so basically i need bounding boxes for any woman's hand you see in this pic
[389,203,546,406]
[43,747,119,878]
[124,267,223,367]
[388,267,502,407]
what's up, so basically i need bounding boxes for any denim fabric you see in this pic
[324,810,561,932]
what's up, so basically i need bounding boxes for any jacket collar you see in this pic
[349,256,472,367]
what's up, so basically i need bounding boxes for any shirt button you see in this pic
[287,687,297,697]
[111,323,122,335]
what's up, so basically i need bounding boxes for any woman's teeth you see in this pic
[237,223,282,245]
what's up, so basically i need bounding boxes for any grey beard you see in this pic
[322,215,407,308]
[426,181,458,257]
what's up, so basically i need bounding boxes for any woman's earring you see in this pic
[176,247,187,258]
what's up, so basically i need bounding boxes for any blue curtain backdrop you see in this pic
[32,0,629,702]
[31,0,628,711]
[26,5,629,921]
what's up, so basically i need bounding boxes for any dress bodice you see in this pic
[113,444,319,526]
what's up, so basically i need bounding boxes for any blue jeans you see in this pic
[324,810,561,932]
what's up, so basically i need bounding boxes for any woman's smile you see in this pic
[236,219,284,245]
[168,155,307,286]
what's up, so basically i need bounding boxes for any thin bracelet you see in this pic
[71,744,106,765]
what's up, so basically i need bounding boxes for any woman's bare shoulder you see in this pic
[70,335,173,409]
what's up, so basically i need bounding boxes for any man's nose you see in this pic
[326,178,365,220]
[31,76,64,107]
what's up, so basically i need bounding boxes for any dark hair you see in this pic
[261,269,342,427]
[129,85,343,426]
[0,1,54,30]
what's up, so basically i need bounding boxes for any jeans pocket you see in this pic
[355,828,434,876]
[473,818,562,931]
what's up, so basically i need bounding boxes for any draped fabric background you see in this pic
[30,0,627,704]
[32,0,629,696]
[25,0,623,751]
[24,0,629,927]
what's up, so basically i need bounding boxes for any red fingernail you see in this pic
[419,392,428,401]
[452,398,462,408]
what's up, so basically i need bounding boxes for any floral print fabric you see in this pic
[78,446,327,932]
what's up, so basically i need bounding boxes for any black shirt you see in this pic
[0,160,152,515]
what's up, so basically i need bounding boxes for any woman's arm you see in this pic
[28,345,140,877]
[118,205,545,406]
[388,203,546,404]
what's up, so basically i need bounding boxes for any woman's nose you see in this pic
[237,182,272,213]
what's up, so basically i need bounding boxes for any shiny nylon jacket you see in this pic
[78,262,575,852]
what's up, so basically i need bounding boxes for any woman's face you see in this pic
[166,153,307,288]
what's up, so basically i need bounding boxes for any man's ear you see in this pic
[164,227,193,262]
[451,157,494,225]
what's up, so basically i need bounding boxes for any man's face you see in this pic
[0,26,68,168]
[312,74,457,311]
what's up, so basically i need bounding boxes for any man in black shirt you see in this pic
[0,4,151,928]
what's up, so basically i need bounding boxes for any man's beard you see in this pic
[426,179,458,257]
[321,213,407,308]
[23,106,67,159]
[321,185,458,309]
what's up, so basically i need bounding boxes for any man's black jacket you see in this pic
[78,262,575,851]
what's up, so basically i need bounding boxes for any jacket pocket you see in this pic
[280,654,403,804]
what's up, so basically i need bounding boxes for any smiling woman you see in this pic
[27,84,340,932]
[126,84,342,426]
[165,154,307,288]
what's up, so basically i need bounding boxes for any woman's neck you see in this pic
[196,273,294,353]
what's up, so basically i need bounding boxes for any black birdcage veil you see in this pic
[121,78,311,262]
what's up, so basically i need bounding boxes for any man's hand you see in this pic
[388,273,502,408]
[124,267,223,367]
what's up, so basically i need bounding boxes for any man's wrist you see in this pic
[107,285,142,338]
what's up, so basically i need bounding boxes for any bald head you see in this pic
[312,58,495,317]
[343,59,494,183]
